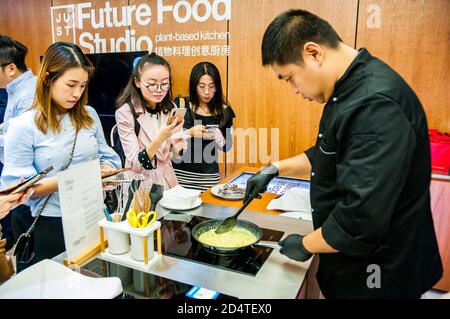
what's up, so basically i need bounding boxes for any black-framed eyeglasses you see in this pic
[0,62,12,67]
[144,82,171,92]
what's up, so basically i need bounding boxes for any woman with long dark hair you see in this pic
[173,62,235,191]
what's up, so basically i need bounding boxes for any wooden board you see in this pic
[357,0,450,133]
[226,0,359,175]
[0,0,53,74]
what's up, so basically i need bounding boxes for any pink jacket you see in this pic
[115,103,181,188]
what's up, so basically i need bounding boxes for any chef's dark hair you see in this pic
[261,9,342,66]
[0,34,28,72]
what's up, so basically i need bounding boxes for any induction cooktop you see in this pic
[160,213,284,276]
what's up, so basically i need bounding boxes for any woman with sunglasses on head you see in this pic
[1,42,121,263]
[115,53,185,189]
[172,62,235,191]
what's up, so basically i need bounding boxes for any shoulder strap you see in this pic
[179,97,185,109]
[133,115,140,136]
[23,130,79,235]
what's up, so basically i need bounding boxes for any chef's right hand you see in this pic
[243,164,279,202]
[279,234,313,262]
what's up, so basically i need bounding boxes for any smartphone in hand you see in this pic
[167,108,187,126]
[0,166,53,195]
[205,124,219,131]
[101,167,131,182]
[204,124,219,140]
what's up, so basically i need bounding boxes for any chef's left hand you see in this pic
[279,234,313,262]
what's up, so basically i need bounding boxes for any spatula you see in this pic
[214,196,255,234]
[149,183,164,212]
[121,179,139,221]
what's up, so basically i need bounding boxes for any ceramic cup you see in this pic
[130,231,154,261]
[106,215,130,255]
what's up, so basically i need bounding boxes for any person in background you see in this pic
[172,62,235,191]
[115,53,185,189]
[1,42,121,264]
[0,190,33,221]
[0,88,6,123]
[0,35,37,252]
[245,9,442,298]
[0,190,32,282]
[0,35,37,160]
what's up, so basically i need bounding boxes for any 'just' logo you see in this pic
[51,4,76,43]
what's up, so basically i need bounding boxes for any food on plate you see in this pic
[218,184,245,197]
[198,228,257,248]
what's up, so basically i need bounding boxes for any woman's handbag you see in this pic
[13,131,78,270]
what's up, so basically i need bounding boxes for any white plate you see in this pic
[159,197,202,211]
[210,184,245,200]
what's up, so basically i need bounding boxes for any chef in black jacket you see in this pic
[244,9,443,298]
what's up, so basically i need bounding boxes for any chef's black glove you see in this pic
[279,234,313,262]
[244,164,279,202]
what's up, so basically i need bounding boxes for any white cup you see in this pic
[107,217,130,255]
[130,232,154,261]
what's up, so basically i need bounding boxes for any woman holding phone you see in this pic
[1,42,121,263]
[115,53,185,189]
[173,62,235,191]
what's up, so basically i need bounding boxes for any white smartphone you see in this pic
[205,124,219,131]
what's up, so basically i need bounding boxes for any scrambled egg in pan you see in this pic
[199,228,257,248]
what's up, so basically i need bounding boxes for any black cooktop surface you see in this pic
[81,258,236,299]
[160,213,284,276]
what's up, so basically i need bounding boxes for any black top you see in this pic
[305,49,442,298]
[172,98,235,174]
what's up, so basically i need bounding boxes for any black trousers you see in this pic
[34,216,66,262]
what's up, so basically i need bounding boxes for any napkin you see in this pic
[266,188,312,213]
[163,185,201,207]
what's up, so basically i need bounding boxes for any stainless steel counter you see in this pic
[73,203,315,299]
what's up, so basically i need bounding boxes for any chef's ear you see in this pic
[303,42,324,65]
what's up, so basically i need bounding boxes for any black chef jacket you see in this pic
[304,49,442,298]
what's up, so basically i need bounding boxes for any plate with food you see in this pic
[210,183,245,200]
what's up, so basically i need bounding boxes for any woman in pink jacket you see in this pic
[115,53,185,188]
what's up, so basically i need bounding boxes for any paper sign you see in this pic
[57,159,103,261]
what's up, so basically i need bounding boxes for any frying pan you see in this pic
[192,219,263,255]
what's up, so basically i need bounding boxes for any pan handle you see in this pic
[254,241,281,249]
